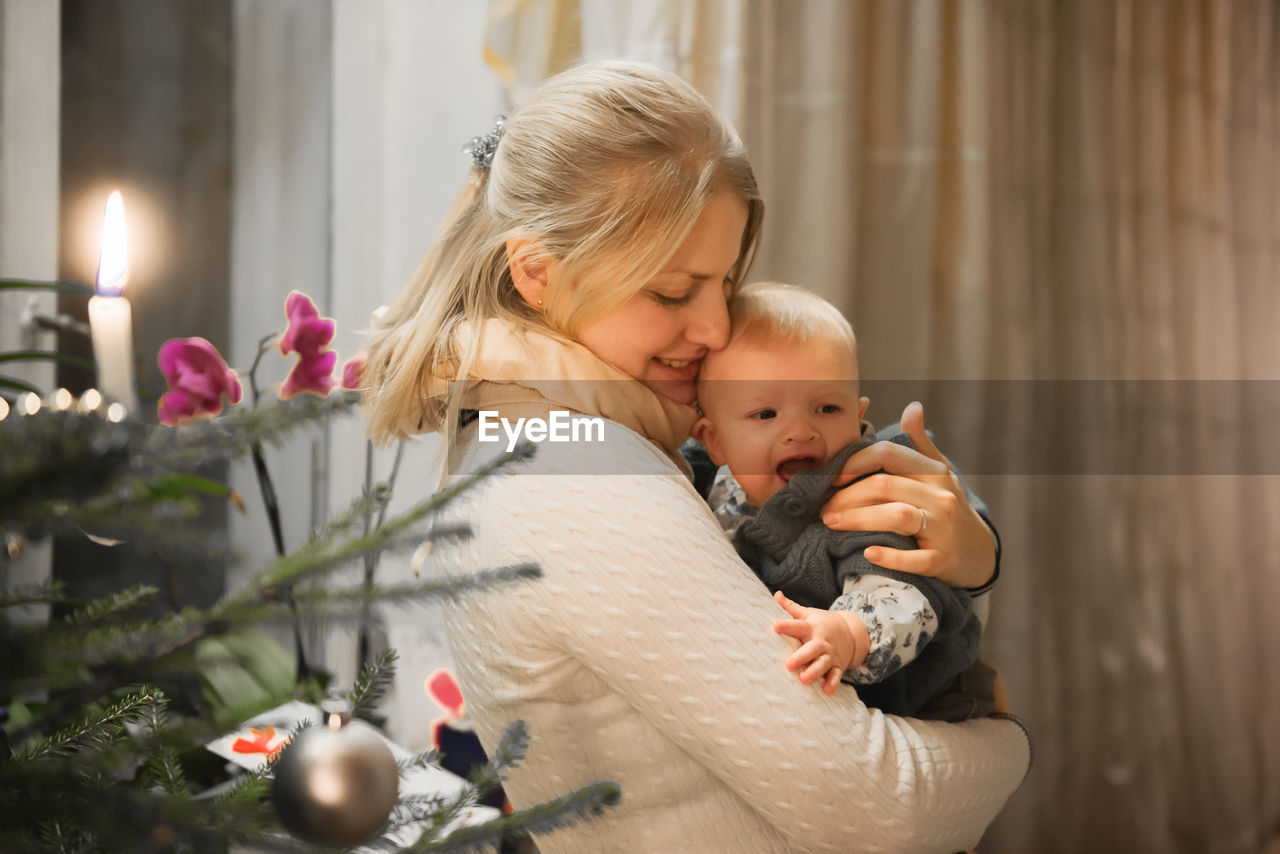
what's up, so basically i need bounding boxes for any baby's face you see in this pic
[695,335,868,506]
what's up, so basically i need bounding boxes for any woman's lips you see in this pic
[651,356,702,382]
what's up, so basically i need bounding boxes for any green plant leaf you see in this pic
[0,375,41,394]
[148,473,231,499]
[0,278,95,295]
[0,350,96,372]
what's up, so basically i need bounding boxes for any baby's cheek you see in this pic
[735,472,780,508]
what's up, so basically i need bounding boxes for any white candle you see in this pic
[88,190,138,410]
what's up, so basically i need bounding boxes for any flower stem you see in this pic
[250,440,309,681]
[245,331,310,682]
[357,439,405,671]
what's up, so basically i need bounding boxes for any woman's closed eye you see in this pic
[648,289,694,307]
[648,275,734,308]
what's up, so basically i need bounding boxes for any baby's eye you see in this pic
[750,409,777,420]
[818,404,842,415]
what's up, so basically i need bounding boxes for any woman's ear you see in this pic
[506,234,550,308]
[691,417,727,466]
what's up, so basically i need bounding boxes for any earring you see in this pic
[537,298,544,306]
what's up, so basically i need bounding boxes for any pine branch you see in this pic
[145,392,361,472]
[211,719,311,812]
[408,782,621,853]
[465,721,529,800]
[0,579,68,610]
[291,565,542,610]
[61,583,159,628]
[405,788,477,849]
[397,749,441,776]
[140,691,189,797]
[15,688,158,762]
[196,566,538,647]
[349,649,398,721]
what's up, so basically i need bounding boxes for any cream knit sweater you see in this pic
[428,322,1030,853]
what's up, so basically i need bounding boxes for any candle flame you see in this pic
[96,191,129,297]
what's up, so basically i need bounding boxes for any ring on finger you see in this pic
[912,506,928,537]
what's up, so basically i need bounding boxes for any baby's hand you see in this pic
[770,591,871,695]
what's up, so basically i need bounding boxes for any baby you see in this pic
[692,282,986,720]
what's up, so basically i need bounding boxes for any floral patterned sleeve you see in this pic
[831,576,937,683]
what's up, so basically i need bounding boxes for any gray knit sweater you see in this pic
[733,432,984,719]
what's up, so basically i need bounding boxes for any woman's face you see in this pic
[573,192,750,406]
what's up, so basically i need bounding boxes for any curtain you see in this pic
[485,1,1280,850]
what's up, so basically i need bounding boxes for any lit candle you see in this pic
[87,190,139,410]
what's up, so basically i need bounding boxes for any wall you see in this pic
[231,0,504,748]
[0,0,59,621]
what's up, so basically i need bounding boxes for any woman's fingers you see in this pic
[863,545,943,576]
[825,496,940,537]
[898,401,945,464]
[830,433,950,491]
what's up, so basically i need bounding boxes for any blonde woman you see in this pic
[364,61,1029,854]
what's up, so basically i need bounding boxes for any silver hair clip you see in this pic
[464,116,507,171]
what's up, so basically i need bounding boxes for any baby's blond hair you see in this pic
[727,282,856,352]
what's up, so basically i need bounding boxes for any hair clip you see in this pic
[464,116,507,171]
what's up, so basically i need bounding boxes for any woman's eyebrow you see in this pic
[656,269,716,280]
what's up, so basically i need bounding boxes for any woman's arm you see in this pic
[473,439,1028,852]
[822,402,999,590]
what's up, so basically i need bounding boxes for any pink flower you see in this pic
[157,337,243,426]
[281,350,337,399]
[341,352,367,391]
[278,291,338,399]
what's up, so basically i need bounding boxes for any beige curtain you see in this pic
[485,1,1280,850]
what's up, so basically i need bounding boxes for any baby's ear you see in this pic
[858,396,870,421]
[691,417,727,466]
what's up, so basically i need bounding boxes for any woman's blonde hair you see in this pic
[362,60,764,442]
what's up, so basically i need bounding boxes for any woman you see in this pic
[364,61,1029,853]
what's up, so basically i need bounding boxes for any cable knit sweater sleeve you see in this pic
[435,424,1029,853]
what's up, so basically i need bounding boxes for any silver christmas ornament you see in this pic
[272,700,399,847]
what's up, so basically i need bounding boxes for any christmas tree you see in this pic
[0,282,619,852]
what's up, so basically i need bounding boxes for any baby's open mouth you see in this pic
[776,456,820,482]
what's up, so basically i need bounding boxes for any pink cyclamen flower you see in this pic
[157,337,243,426]
[278,291,338,399]
[341,352,366,391]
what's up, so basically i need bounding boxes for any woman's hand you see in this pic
[820,401,996,589]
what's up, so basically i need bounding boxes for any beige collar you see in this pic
[429,318,698,470]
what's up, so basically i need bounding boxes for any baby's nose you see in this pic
[782,419,819,443]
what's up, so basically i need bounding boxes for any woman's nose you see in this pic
[683,282,731,351]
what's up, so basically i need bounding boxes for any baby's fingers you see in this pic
[821,667,843,695]
[783,639,826,673]
[798,655,833,685]
[771,619,813,643]
[773,590,808,619]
